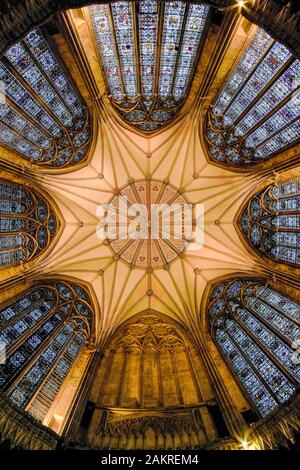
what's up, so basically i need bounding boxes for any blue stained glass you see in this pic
[139,1,158,98]
[8,323,74,407]
[226,318,295,402]
[0,280,92,419]
[89,4,123,100]
[89,1,209,131]
[24,30,83,115]
[174,4,208,101]
[216,328,278,416]
[159,1,186,99]
[111,2,137,97]
[223,42,292,126]
[255,119,300,159]
[240,180,300,266]
[235,306,300,380]
[213,29,273,116]
[0,122,41,160]
[0,28,91,167]
[208,27,300,165]
[257,286,300,321]
[210,279,300,418]
[235,60,300,137]
[27,332,85,421]
[0,179,58,268]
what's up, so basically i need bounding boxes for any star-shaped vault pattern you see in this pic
[25,101,269,349]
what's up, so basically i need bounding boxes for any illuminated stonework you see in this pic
[106,180,191,269]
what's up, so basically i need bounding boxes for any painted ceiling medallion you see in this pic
[88,1,209,132]
[106,180,191,269]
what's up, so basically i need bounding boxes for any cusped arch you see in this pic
[205,27,300,168]
[87,1,210,133]
[236,177,300,269]
[0,174,63,275]
[0,277,96,422]
[206,275,299,418]
[0,27,92,169]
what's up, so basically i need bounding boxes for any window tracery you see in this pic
[208,278,300,417]
[88,1,209,132]
[0,280,93,422]
[205,28,300,166]
[0,28,91,167]
[0,179,59,268]
[240,180,300,267]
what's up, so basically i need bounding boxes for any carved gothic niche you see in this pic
[92,314,207,410]
[86,1,210,133]
[205,27,300,168]
[84,313,219,449]
[94,412,205,450]
[0,177,62,270]
[0,27,92,169]
[0,278,95,423]
[237,178,300,268]
[207,277,300,419]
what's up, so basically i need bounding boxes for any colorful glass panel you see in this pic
[208,279,299,417]
[0,28,91,167]
[206,28,300,165]
[0,179,59,268]
[89,1,209,132]
[240,180,300,267]
[0,280,93,421]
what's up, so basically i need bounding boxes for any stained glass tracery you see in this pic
[208,279,300,417]
[0,280,93,421]
[205,28,300,166]
[88,1,209,132]
[0,28,91,167]
[0,179,59,268]
[240,180,300,267]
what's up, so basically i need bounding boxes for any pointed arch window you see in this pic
[205,28,300,166]
[0,280,93,422]
[0,28,91,167]
[0,179,59,268]
[208,279,299,417]
[240,179,300,267]
[88,1,209,132]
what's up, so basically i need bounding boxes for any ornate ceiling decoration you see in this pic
[116,314,187,352]
[88,1,209,132]
[106,180,190,269]
[33,104,261,345]
[0,28,91,167]
[205,28,300,166]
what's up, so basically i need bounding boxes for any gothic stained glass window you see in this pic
[240,179,300,267]
[88,1,209,132]
[208,279,300,418]
[0,280,94,422]
[205,28,300,166]
[0,179,59,268]
[0,28,91,167]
